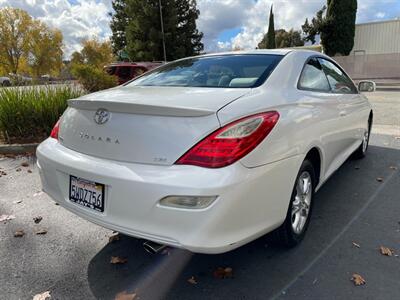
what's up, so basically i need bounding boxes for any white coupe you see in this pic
[37,50,375,254]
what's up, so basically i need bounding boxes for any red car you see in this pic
[105,62,163,85]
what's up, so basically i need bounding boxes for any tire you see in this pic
[274,159,316,247]
[2,80,11,87]
[353,118,372,159]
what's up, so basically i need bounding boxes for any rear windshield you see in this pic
[127,54,283,88]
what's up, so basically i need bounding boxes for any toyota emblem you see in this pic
[94,108,110,125]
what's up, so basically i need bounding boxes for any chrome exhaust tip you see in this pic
[143,240,167,254]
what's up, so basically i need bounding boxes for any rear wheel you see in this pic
[275,160,315,247]
[2,80,11,87]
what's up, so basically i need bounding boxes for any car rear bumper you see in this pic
[36,138,301,254]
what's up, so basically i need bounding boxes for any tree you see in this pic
[261,5,276,49]
[258,28,304,49]
[70,39,117,92]
[109,0,203,61]
[302,6,326,45]
[71,39,114,69]
[29,23,63,77]
[322,0,357,56]
[0,8,33,74]
[0,7,63,76]
[109,0,128,57]
[302,0,358,56]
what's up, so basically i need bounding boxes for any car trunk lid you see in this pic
[59,86,249,165]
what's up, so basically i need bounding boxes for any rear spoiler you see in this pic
[67,99,215,117]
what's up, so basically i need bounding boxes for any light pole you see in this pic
[159,0,167,62]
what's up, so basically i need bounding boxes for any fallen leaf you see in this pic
[354,166,360,170]
[33,216,43,224]
[16,168,21,172]
[21,162,29,167]
[33,291,51,300]
[0,214,15,223]
[35,229,47,235]
[351,273,366,286]
[0,170,6,175]
[54,202,59,206]
[187,276,197,285]
[14,230,25,237]
[213,267,233,279]
[110,256,128,264]
[27,169,32,173]
[352,242,361,248]
[109,234,120,243]
[376,177,384,182]
[380,246,394,256]
[13,200,22,204]
[114,291,136,300]
[389,166,398,170]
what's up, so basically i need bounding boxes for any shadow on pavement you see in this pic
[87,145,400,300]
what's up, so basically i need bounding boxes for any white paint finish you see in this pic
[37,50,372,253]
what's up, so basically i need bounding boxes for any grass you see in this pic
[0,85,84,143]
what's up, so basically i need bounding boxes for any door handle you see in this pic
[339,111,347,117]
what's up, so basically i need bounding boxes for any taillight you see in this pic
[176,111,279,168]
[50,119,60,139]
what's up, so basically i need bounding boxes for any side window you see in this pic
[298,58,330,92]
[318,58,357,94]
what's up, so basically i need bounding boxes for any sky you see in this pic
[1,0,399,58]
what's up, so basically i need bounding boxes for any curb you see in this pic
[0,143,39,155]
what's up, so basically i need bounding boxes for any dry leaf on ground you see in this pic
[14,230,25,237]
[187,276,198,285]
[110,256,128,264]
[21,162,29,167]
[389,166,398,170]
[16,168,22,172]
[351,273,366,286]
[33,216,43,224]
[380,246,394,256]
[27,169,33,173]
[0,214,15,223]
[35,229,47,235]
[114,291,136,300]
[33,290,51,300]
[13,200,22,204]
[109,234,120,243]
[213,267,233,279]
[354,166,360,170]
[376,177,384,182]
[352,242,360,248]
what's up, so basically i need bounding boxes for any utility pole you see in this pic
[159,0,167,62]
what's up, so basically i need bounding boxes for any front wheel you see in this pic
[274,160,315,247]
[353,119,371,159]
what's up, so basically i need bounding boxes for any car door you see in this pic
[297,58,344,178]
[318,58,366,156]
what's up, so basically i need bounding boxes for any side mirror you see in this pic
[358,81,376,92]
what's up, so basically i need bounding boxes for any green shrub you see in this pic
[0,85,83,143]
[72,64,118,93]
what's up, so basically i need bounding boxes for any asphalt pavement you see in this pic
[1,92,399,300]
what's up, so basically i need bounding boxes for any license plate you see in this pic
[69,175,105,212]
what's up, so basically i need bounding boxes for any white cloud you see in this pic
[375,12,386,19]
[1,0,398,58]
[0,0,112,57]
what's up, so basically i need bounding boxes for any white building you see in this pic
[336,19,400,79]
